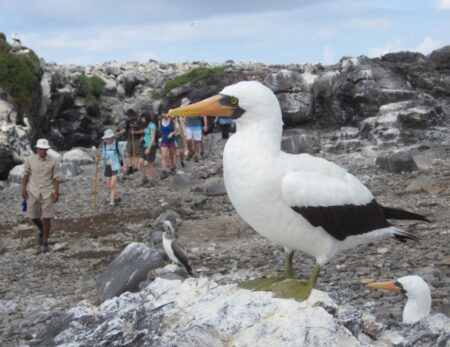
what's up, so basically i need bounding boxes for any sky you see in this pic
[0,0,449,65]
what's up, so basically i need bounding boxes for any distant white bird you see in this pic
[368,275,431,324]
[162,220,194,276]
[11,32,21,45]
[168,81,430,301]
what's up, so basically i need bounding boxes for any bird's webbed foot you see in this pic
[239,264,321,302]
[238,275,286,291]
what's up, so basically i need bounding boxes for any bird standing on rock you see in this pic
[162,220,194,276]
[168,81,429,301]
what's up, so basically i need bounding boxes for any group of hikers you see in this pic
[98,108,234,206]
[21,105,235,251]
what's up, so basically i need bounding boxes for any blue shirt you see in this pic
[102,140,123,172]
[217,117,233,125]
[143,122,157,147]
[186,116,203,130]
[161,118,176,144]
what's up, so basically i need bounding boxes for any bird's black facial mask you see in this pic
[394,281,407,295]
[219,95,245,119]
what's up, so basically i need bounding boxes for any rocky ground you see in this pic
[0,133,449,346]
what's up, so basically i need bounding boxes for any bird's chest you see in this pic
[223,142,281,224]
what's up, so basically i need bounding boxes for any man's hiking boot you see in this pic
[41,242,49,252]
[170,167,176,175]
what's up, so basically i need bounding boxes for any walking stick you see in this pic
[91,146,99,209]
[131,128,136,167]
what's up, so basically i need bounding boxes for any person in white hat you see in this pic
[22,138,60,252]
[96,129,125,206]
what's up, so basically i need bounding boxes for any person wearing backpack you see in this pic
[96,129,125,206]
[137,113,158,186]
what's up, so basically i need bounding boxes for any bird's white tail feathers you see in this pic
[338,226,415,253]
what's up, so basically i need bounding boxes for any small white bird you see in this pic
[11,32,21,45]
[368,275,431,324]
[162,220,194,276]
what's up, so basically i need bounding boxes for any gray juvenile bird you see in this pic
[162,220,194,276]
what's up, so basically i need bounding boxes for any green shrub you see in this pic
[78,73,106,99]
[152,66,224,99]
[0,47,43,123]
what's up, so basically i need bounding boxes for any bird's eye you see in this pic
[230,97,238,105]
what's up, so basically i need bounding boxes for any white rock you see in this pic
[63,148,94,165]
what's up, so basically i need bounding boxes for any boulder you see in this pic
[376,151,418,173]
[0,143,14,180]
[96,242,164,303]
[171,171,196,190]
[281,129,321,154]
[202,178,227,196]
[277,91,313,125]
[263,69,307,93]
[60,161,82,179]
[429,45,450,70]
[8,164,24,184]
[62,148,94,165]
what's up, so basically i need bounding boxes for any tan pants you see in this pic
[27,193,56,219]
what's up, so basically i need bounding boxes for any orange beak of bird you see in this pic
[168,95,236,118]
[367,280,402,293]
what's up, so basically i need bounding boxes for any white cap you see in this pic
[35,138,51,149]
[102,129,115,139]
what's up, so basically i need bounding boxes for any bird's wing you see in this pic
[172,240,194,276]
[281,170,390,241]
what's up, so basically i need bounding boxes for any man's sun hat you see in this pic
[102,129,115,139]
[35,138,51,149]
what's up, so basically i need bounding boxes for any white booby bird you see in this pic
[168,81,429,300]
[11,32,22,45]
[162,220,194,276]
[368,275,431,324]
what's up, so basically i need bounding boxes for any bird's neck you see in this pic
[403,295,431,324]
[234,117,283,154]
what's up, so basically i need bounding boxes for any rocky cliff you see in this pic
[0,42,449,178]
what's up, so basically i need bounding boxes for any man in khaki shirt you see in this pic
[22,139,60,252]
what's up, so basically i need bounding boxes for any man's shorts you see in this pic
[126,138,140,156]
[27,193,56,219]
[138,145,157,163]
[105,165,119,177]
[186,127,202,141]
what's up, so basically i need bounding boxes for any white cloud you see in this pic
[435,0,450,9]
[322,46,336,64]
[414,36,441,54]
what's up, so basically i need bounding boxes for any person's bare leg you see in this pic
[161,147,168,173]
[169,148,176,169]
[148,163,155,182]
[110,176,117,204]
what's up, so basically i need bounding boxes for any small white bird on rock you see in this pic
[368,275,431,324]
[162,220,194,276]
